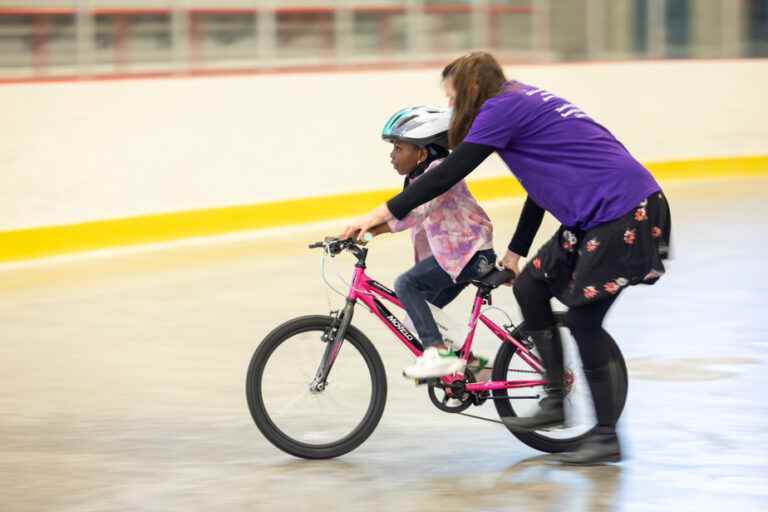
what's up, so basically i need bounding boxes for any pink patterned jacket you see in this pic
[387,159,494,281]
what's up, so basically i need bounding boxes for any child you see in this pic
[370,106,496,379]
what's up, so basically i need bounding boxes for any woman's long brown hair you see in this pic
[442,52,508,148]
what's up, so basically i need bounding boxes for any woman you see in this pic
[342,52,671,465]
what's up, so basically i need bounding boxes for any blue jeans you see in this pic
[394,249,496,348]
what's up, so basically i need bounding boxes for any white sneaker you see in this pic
[403,347,466,379]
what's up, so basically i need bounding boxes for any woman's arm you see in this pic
[499,196,545,276]
[508,196,545,257]
[387,201,433,233]
[341,142,495,239]
[386,142,495,220]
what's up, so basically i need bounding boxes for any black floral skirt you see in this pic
[526,191,671,307]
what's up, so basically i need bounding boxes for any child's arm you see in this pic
[368,223,392,236]
[342,222,391,241]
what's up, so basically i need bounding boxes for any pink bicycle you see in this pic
[246,237,627,459]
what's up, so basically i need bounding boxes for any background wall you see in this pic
[2,59,767,231]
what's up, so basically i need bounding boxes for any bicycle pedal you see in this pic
[405,374,437,386]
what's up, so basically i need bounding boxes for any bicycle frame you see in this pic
[344,263,548,394]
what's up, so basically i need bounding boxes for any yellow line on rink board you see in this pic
[0,188,402,263]
[645,155,768,179]
[1,155,766,264]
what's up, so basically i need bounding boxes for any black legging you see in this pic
[513,268,619,369]
[513,268,620,427]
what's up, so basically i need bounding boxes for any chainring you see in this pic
[427,371,486,413]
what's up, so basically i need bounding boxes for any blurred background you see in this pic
[2,2,767,512]
[1,0,767,80]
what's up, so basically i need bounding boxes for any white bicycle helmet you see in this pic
[382,106,451,150]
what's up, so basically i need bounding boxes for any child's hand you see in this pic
[341,205,393,240]
[339,226,360,240]
[340,220,366,241]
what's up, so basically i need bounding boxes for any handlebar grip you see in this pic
[308,237,363,252]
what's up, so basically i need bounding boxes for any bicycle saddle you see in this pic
[471,268,516,290]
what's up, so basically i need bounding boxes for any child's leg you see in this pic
[397,251,497,379]
[429,249,495,308]
[395,257,468,378]
[429,282,470,309]
[394,257,456,349]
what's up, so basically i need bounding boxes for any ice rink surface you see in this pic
[2,177,767,512]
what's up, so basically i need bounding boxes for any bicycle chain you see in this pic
[457,411,506,424]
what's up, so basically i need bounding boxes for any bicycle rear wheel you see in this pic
[492,320,628,453]
[246,315,387,459]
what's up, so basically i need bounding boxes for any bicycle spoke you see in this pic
[258,327,375,446]
[272,389,315,419]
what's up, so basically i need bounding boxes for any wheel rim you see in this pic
[257,328,377,448]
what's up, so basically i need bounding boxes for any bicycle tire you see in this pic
[492,320,628,453]
[246,315,387,459]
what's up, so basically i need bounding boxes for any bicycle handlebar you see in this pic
[308,236,369,257]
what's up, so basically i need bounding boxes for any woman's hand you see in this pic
[340,204,393,240]
[499,250,522,283]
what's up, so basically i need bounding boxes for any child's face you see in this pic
[390,142,426,176]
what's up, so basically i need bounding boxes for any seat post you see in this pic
[474,285,492,305]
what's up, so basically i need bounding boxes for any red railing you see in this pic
[0,4,535,81]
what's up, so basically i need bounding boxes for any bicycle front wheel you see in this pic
[246,315,387,459]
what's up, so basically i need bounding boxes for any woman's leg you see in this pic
[561,295,623,464]
[503,268,566,430]
[513,267,557,330]
[565,295,620,426]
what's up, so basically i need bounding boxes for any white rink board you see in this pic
[2,60,766,230]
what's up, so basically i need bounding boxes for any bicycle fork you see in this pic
[309,299,355,393]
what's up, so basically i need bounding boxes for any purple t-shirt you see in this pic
[464,82,660,230]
